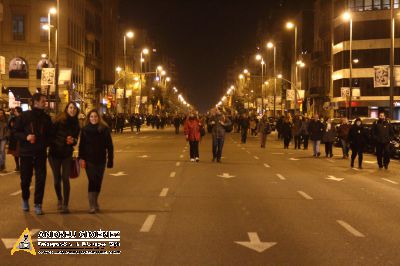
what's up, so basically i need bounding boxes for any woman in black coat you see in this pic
[49,102,80,213]
[79,110,114,213]
[348,117,368,169]
[281,117,292,149]
[7,107,23,171]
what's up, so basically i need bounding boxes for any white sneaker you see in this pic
[195,157,199,162]
[190,158,195,162]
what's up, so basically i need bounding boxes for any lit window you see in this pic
[40,17,48,42]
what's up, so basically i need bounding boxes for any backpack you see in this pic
[224,123,233,133]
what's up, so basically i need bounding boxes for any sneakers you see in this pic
[57,200,63,210]
[34,204,43,215]
[190,158,195,162]
[22,200,29,212]
[61,206,70,214]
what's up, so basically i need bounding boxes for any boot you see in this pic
[88,192,96,214]
[350,159,354,168]
[94,192,100,212]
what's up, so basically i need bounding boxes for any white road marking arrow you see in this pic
[326,175,344,182]
[218,173,236,179]
[137,155,150,158]
[2,229,40,249]
[235,232,277,253]
[110,171,127,176]
[289,158,300,161]
[0,171,18,176]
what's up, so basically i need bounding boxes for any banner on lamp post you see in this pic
[58,68,72,85]
[126,90,132,97]
[297,90,305,100]
[286,89,295,101]
[116,89,124,99]
[41,68,55,86]
[374,65,390,88]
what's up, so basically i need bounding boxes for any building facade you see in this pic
[0,0,118,114]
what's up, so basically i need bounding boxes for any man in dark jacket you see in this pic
[349,118,368,169]
[337,118,351,158]
[372,112,394,169]
[14,93,53,215]
[173,115,181,134]
[209,108,231,163]
[308,114,324,157]
[239,113,250,144]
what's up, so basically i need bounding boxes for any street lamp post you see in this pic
[123,31,134,115]
[256,54,265,114]
[286,21,298,114]
[54,0,60,114]
[343,11,353,119]
[267,42,277,117]
[390,0,395,119]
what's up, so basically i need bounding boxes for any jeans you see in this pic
[86,162,106,193]
[0,139,6,166]
[376,142,390,168]
[175,126,180,134]
[294,135,301,149]
[302,135,309,149]
[20,156,47,204]
[212,138,224,160]
[312,140,321,156]
[341,139,349,157]
[49,156,72,206]
[189,141,199,159]
[241,129,248,143]
[260,133,267,148]
[325,142,333,156]
[284,137,291,148]
[351,147,364,167]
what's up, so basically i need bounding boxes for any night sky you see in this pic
[119,0,307,112]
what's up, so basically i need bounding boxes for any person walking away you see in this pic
[135,114,142,133]
[129,114,135,132]
[79,110,114,213]
[337,118,351,159]
[0,109,9,171]
[322,118,336,158]
[258,115,271,148]
[184,114,201,162]
[209,109,231,163]
[239,114,250,144]
[308,114,324,157]
[292,115,302,149]
[250,117,257,136]
[48,102,80,213]
[372,112,394,169]
[174,115,181,134]
[14,93,53,215]
[300,117,310,150]
[7,107,23,171]
[281,117,292,149]
[348,118,368,169]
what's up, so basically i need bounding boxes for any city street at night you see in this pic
[1,128,400,265]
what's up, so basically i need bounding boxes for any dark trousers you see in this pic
[302,135,309,149]
[376,142,390,168]
[241,129,248,143]
[325,142,333,156]
[283,137,291,148]
[294,135,301,149]
[20,156,47,204]
[175,126,180,134]
[351,147,363,167]
[86,162,106,193]
[49,156,72,206]
[189,141,199,159]
[212,138,224,160]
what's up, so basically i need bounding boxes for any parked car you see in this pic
[390,120,400,159]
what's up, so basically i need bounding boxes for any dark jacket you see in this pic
[292,118,302,136]
[78,124,114,165]
[14,108,53,157]
[49,116,80,159]
[281,121,292,138]
[322,124,336,143]
[372,119,394,144]
[337,124,351,141]
[239,117,250,130]
[209,114,231,139]
[7,116,19,151]
[308,120,324,141]
[349,124,368,149]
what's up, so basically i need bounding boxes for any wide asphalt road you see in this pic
[1,126,400,265]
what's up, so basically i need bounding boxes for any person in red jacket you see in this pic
[184,114,202,162]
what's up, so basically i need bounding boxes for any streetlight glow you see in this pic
[126,31,134,38]
[353,58,359,64]
[342,11,351,21]
[277,74,283,79]
[267,42,274,49]
[49,7,57,14]
[41,54,47,59]
[166,77,171,82]
[286,22,295,29]
[142,48,149,54]
[161,70,166,76]
[157,66,163,71]
[243,69,249,74]
[42,24,50,31]
[116,66,122,72]
[239,74,244,79]
[255,54,262,61]
[141,58,145,62]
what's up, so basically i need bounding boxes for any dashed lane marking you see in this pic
[272,153,284,155]
[337,220,365,237]
[382,178,399,185]
[159,188,169,197]
[140,215,157,232]
[264,163,271,168]
[254,156,259,160]
[176,162,181,167]
[180,155,184,158]
[276,174,286,180]
[170,172,176,178]
[298,191,313,200]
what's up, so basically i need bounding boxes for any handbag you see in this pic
[70,157,80,179]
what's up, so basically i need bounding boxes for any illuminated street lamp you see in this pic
[122,30,134,114]
[342,11,353,118]
[255,53,266,114]
[239,74,244,80]
[286,21,299,113]
[267,41,277,117]
[116,66,122,73]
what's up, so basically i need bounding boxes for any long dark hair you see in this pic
[85,109,109,131]
[55,102,80,123]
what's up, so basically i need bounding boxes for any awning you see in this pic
[8,87,32,103]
